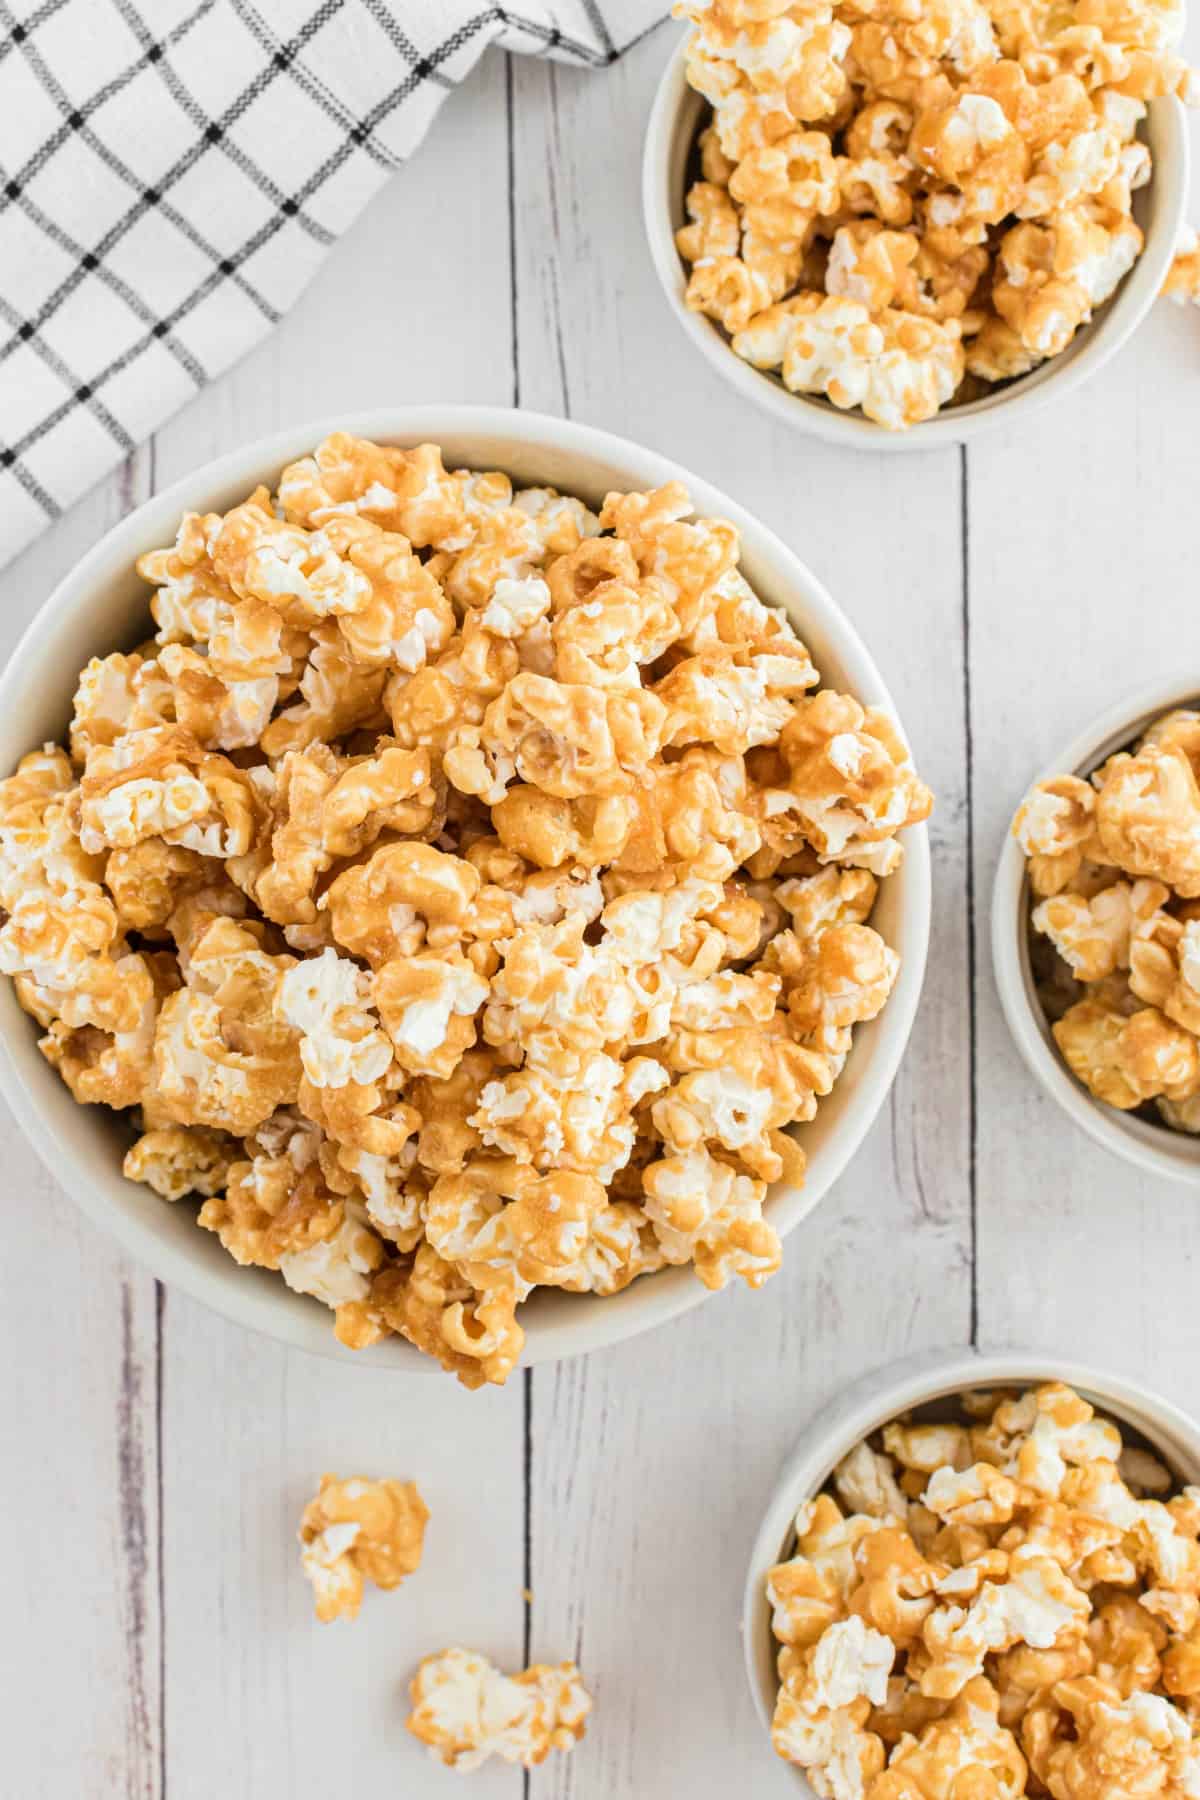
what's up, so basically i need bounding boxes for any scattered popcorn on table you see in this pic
[1016,707,1200,1133]
[0,433,929,1385]
[766,1382,1200,1795]
[673,0,1198,428]
[407,1646,591,1771]
[299,1471,429,1622]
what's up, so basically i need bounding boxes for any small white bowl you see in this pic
[0,406,930,1370]
[742,1346,1200,1787]
[992,676,1200,1186]
[643,37,1190,450]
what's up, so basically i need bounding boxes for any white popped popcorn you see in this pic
[277,949,393,1089]
[407,1647,592,1771]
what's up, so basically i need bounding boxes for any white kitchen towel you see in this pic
[0,0,667,567]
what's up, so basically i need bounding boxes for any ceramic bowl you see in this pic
[0,406,930,1366]
[643,38,1190,451]
[992,676,1200,1185]
[743,1345,1200,1787]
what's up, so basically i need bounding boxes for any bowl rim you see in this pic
[741,1343,1200,1787]
[0,403,931,1370]
[642,36,1191,451]
[991,673,1200,1186]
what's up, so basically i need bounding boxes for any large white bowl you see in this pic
[992,676,1200,1186]
[0,407,930,1368]
[742,1346,1200,1789]
[643,38,1190,451]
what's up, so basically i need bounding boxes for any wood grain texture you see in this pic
[0,11,1198,1795]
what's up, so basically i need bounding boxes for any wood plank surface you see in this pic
[0,10,1198,1795]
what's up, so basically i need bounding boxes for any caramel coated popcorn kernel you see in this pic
[299,1472,429,1622]
[407,1646,591,1771]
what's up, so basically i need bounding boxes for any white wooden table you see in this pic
[3,20,1200,1797]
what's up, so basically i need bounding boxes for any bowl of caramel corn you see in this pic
[994,677,1200,1184]
[744,1347,1200,1792]
[644,3,1191,444]
[0,408,931,1380]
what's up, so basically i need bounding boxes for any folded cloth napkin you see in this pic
[0,0,665,568]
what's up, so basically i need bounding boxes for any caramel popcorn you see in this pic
[0,435,927,1384]
[675,0,1197,428]
[407,1646,591,1771]
[1164,224,1200,305]
[299,1472,429,1623]
[767,1383,1200,1794]
[1016,707,1200,1135]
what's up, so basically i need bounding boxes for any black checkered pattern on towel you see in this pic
[0,0,665,566]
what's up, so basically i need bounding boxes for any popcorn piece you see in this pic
[834,1442,909,1521]
[104,840,210,935]
[318,514,453,670]
[1096,742,1200,897]
[1164,224,1200,304]
[298,1472,428,1622]
[424,1159,625,1300]
[965,316,1046,382]
[910,90,1030,230]
[78,726,258,859]
[374,953,488,1080]
[761,689,932,869]
[276,948,392,1090]
[351,1245,525,1386]
[993,204,1142,358]
[733,295,964,430]
[782,922,900,1039]
[1014,773,1101,896]
[471,1050,666,1182]
[921,1546,1086,1699]
[1054,994,1200,1109]
[407,1647,591,1771]
[153,918,302,1134]
[208,489,373,626]
[69,651,175,761]
[825,223,921,312]
[322,839,480,967]
[260,618,388,756]
[924,1461,1020,1526]
[883,1421,973,1475]
[123,1126,233,1200]
[1031,877,1167,981]
[768,1496,883,1648]
[676,177,742,267]
[1129,905,1200,1035]
[198,1145,385,1321]
[34,949,169,1112]
[872,1677,1028,1798]
[641,1143,781,1290]
[772,1616,891,1788]
[1024,1678,1198,1799]
[158,643,278,752]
